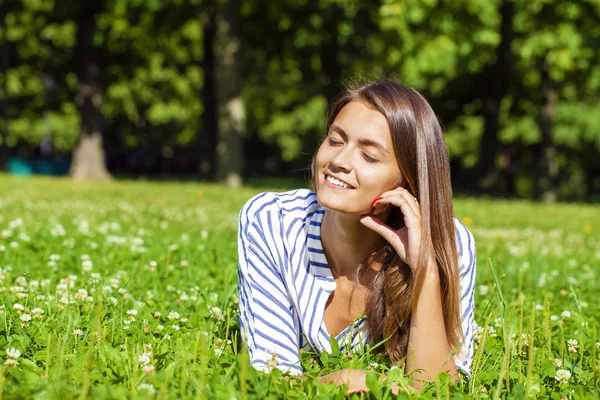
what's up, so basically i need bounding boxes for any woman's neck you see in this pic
[320,209,387,278]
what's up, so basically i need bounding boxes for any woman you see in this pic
[237,81,476,392]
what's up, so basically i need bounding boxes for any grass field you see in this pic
[0,174,598,399]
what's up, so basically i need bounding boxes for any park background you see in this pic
[1,0,599,200]
[1,0,600,399]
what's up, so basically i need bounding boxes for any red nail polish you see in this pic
[371,197,383,207]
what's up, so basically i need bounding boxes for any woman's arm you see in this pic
[238,194,302,374]
[406,260,458,387]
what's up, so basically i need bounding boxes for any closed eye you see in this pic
[327,137,343,146]
[362,152,378,163]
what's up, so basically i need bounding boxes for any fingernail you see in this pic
[371,197,383,207]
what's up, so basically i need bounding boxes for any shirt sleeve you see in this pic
[453,221,477,377]
[237,195,302,375]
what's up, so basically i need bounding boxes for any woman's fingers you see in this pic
[359,214,408,262]
[372,188,420,218]
[366,187,422,269]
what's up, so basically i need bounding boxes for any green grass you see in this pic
[0,174,598,399]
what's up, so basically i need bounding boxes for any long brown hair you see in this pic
[313,81,462,364]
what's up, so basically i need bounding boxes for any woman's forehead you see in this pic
[333,101,392,147]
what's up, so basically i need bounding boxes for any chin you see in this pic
[316,188,366,215]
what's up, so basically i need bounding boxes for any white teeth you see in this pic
[325,175,350,188]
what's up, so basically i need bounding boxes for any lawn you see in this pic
[0,174,598,399]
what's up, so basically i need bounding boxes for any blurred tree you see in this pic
[0,0,10,167]
[0,0,79,157]
[201,4,217,179]
[215,0,244,187]
[475,0,515,195]
[508,0,600,200]
[70,1,111,180]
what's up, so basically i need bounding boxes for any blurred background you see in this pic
[0,0,599,201]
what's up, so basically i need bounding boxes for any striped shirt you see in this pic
[237,189,476,376]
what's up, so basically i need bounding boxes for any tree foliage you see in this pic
[1,0,599,198]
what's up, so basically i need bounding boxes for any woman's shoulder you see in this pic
[240,188,319,224]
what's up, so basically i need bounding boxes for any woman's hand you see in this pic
[359,187,429,271]
[318,369,404,395]
[318,369,369,394]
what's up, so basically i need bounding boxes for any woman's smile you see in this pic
[324,173,355,189]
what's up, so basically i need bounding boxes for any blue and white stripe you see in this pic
[237,189,476,376]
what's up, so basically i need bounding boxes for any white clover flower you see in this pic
[138,352,152,366]
[82,260,93,272]
[20,314,32,322]
[32,308,44,318]
[142,364,155,374]
[561,310,571,319]
[172,325,180,331]
[488,326,497,337]
[4,358,18,367]
[6,348,21,359]
[181,317,188,324]
[478,285,489,296]
[555,369,571,385]
[107,296,118,306]
[137,383,156,394]
[209,292,219,303]
[90,272,101,281]
[209,306,224,322]
[535,304,544,311]
[550,315,558,321]
[74,329,84,337]
[369,362,379,369]
[13,303,24,312]
[75,288,89,301]
[164,334,171,340]
[157,325,164,331]
[214,348,223,357]
[552,358,563,367]
[127,309,138,316]
[568,339,578,353]
[167,311,180,320]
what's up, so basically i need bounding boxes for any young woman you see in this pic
[237,81,476,392]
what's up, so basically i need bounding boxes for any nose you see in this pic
[330,147,352,172]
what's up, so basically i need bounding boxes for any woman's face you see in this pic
[315,101,402,215]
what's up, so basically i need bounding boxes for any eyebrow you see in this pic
[328,124,390,155]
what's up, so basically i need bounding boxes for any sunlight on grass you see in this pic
[0,175,599,398]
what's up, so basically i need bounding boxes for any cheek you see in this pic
[359,165,401,192]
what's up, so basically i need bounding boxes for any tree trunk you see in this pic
[0,1,10,168]
[215,0,244,187]
[70,1,111,180]
[321,4,342,108]
[536,61,559,202]
[201,6,218,180]
[476,0,514,194]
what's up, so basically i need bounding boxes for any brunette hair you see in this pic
[312,81,462,364]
